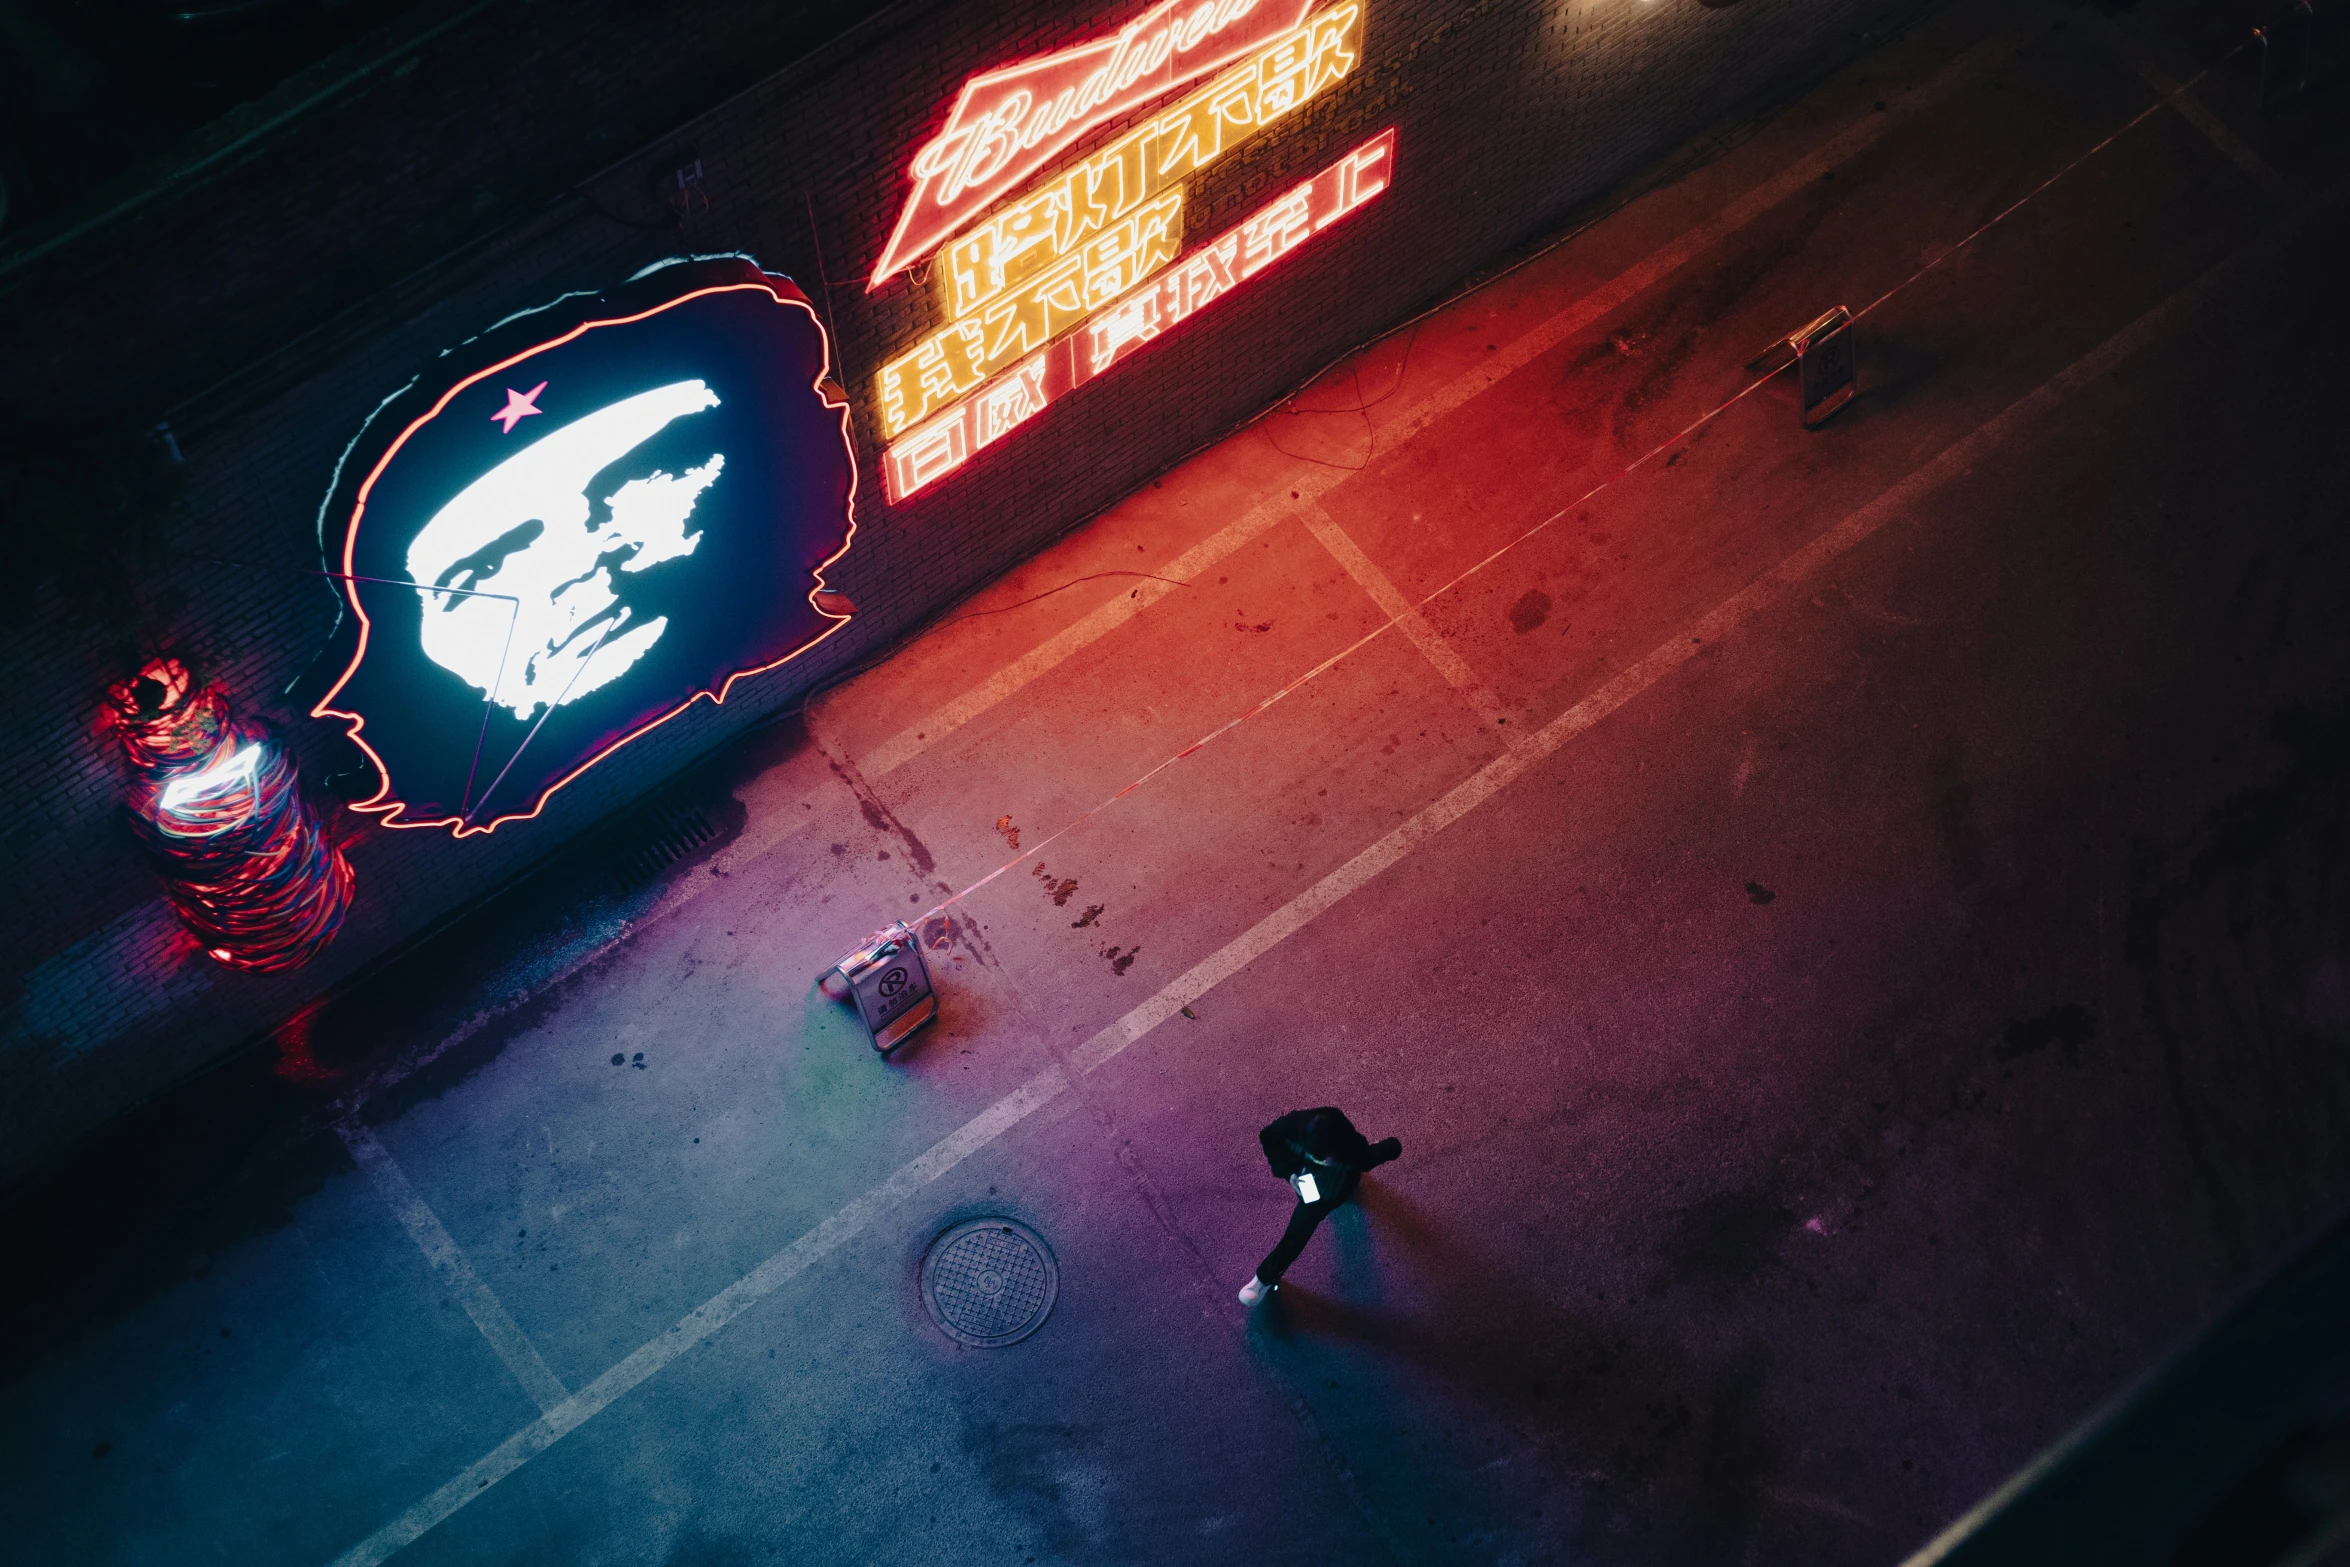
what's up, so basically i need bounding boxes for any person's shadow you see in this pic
[1244,1177,1781,1558]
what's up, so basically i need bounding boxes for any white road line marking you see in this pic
[2089,16,2294,205]
[324,239,2236,1567]
[335,1121,569,1417]
[1302,503,1531,752]
[326,1071,1068,1567]
[841,26,2027,781]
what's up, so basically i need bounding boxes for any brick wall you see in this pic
[0,0,1919,1184]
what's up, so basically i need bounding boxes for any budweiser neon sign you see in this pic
[868,0,1314,289]
[884,129,1395,503]
[875,1,1365,439]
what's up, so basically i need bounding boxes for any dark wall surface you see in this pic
[0,0,1922,1185]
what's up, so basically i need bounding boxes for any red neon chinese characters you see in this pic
[884,128,1394,503]
[869,0,1313,290]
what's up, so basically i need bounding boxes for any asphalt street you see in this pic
[5,1,2349,1562]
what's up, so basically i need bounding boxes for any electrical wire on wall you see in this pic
[104,658,354,973]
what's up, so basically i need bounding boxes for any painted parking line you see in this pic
[324,239,2240,1567]
[2088,15,2294,205]
[838,23,2033,780]
[327,1073,1067,1567]
[1300,501,1532,751]
[336,1120,569,1416]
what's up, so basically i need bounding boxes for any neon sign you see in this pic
[868,0,1315,290]
[407,378,728,721]
[312,256,860,836]
[875,2,1364,439]
[879,190,1186,438]
[885,129,1394,502]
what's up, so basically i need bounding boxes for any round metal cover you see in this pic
[920,1218,1058,1347]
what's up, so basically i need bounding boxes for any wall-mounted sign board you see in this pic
[868,0,1391,504]
[311,256,859,836]
[884,128,1393,501]
[871,2,1366,443]
[869,0,1321,289]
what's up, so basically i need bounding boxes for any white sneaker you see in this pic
[1238,1275,1272,1306]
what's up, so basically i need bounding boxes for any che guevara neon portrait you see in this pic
[310,256,859,836]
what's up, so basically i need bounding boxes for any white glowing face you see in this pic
[403,380,725,720]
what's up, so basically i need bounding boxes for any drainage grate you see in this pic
[920,1218,1058,1347]
[602,793,721,893]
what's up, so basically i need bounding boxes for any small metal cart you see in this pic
[820,921,937,1056]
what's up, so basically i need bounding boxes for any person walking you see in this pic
[1238,1106,1401,1306]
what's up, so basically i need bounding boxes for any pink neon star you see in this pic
[491,381,548,434]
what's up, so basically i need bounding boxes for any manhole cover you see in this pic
[920,1218,1058,1347]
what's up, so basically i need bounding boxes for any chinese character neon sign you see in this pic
[884,129,1394,503]
[879,189,1186,438]
[868,0,1315,290]
[312,257,861,836]
[875,2,1364,439]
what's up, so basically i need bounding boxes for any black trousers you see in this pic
[1256,1168,1360,1283]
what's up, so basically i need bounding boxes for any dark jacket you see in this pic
[1259,1107,1384,1179]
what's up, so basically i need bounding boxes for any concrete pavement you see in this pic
[6,0,2350,1562]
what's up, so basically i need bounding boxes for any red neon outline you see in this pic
[311,280,861,838]
[866,0,1313,289]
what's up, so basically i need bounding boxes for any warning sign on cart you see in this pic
[1796,306,1856,429]
[828,922,938,1055]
